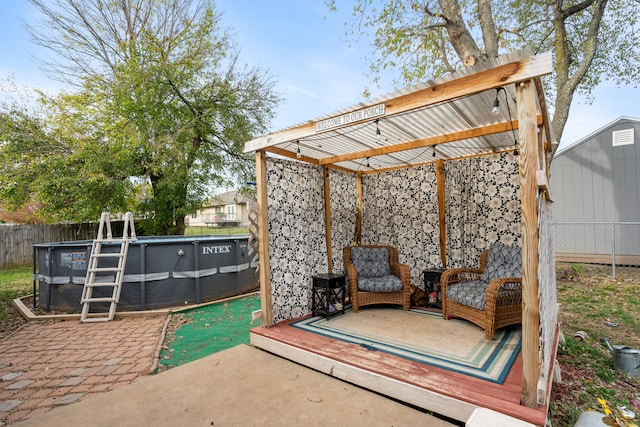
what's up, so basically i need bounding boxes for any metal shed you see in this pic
[551,117,640,264]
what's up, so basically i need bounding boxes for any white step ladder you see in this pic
[80,212,136,322]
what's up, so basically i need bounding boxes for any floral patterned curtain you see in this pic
[266,158,328,323]
[265,152,521,323]
[329,170,358,274]
[444,152,521,268]
[361,164,441,287]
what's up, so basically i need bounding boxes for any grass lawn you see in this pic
[551,263,640,426]
[1,262,638,425]
[0,265,33,339]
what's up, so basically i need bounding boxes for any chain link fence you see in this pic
[553,222,640,277]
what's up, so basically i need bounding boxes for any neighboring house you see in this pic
[550,116,640,262]
[186,190,255,228]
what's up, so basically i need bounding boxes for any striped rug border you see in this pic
[291,308,521,384]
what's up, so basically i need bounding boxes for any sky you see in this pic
[1,0,639,152]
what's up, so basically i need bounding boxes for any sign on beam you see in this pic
[315,103,386,132]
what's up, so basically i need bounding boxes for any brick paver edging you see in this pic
[0,315,168,424]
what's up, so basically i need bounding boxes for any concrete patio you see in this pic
[1,314,454,427]
[1,311,541,426]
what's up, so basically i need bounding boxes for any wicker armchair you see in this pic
[343,245,411,312]
[441,243,522,340]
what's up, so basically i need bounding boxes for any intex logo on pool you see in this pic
[202,245,232,255]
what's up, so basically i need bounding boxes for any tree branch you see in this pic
[551,0,608,147]
[478,0,498,57]
[562,0,597,18]
[437,0,482,65]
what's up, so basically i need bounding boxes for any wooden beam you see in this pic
[355,173,363,245]
[256,151,273,327]
[266,146,320,165]
[536,170,551,201]
[535,114,553,202]
[436,160,447,268]
[358,147,516,176]
[323,166,333,273]
[533,77,554,146]
[244,52,552,153]
[538,321,561,407]
[265,146,356,174]
[245,122,316,154]
[516,80,541,408]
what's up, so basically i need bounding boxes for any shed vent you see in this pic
[612,128,634,147]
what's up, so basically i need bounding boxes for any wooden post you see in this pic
[256,151,273,327]
[516,80,541,408]
[436,159,447,268]
[323,166,333,272]
[354,173,363,245]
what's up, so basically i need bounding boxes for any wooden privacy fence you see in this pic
[0,222,104,268]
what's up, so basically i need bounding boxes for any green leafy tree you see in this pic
[328,0,640,147]
[0,0,278,233]
[0,81,133,223]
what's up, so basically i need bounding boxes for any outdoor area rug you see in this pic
[291,307,521,384]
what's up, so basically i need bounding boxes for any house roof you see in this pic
[210,190,254,206]
[244,49,554,174]
[0,204,42,224]
[553,116,640,158]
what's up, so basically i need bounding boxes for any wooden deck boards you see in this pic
[250,316,548,426]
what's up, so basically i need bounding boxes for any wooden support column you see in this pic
[323,166,333,272]
[354,173,363,245]
[516,80,541,408]
[256,151,273,327]
[436,160,447,268]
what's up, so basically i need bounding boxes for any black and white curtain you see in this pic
[444,152,521,268]
[361,164,441,287]
[266,158,328,323]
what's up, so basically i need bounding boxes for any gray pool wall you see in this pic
[33,235,259,312]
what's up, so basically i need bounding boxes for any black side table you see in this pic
[311,273,346,319]
[423,268,445,308]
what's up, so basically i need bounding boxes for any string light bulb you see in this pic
[375,119,381,142]
[366,157,370,168]
[491,87,505,116]
[296,140,301,159]
[492,97,500,115]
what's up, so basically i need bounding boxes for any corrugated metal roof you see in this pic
[244,49,554,173]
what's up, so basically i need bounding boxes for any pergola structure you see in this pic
[244,49,559,424]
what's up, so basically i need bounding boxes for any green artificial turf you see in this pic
[159,294,261,368]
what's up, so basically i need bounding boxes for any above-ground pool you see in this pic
[33,235,259,313]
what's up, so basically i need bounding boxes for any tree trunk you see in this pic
[175,216,186,236]
[478,0,498,58]
[550,0,608,152]
[551,0,571,145]
[438,0,482,65]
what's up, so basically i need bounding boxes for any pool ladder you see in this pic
[80,212,136,323]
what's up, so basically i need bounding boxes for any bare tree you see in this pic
[0,0,280,232]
